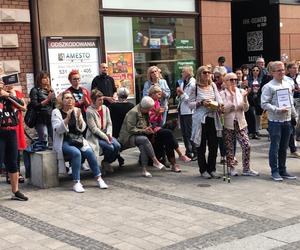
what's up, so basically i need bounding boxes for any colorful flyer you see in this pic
[106,51,135,99]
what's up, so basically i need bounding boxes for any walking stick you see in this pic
[222,157,231,183]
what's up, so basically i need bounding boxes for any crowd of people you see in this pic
[1,56,299,201]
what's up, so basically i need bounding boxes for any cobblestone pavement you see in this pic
[0,132,300,250]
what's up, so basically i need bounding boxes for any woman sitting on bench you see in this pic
[52,90,108,193]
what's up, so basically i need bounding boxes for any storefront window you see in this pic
[104,16,197,103]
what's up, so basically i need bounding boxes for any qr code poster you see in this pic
[247,31,263,52]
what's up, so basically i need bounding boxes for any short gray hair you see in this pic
[270,61,284,72]
[140,96,154,109]
[117,87,129,99]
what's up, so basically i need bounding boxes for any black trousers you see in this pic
[0,130,18,173]
[197,117,218,174]
[245,106,256,134]
[154,128,179,161]
[180,114,196,156]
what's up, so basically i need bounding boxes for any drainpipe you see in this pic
[29,0,42,75]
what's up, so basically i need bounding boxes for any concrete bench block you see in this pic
[30,150,59,188]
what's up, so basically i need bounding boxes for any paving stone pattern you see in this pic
[0,134,299,250]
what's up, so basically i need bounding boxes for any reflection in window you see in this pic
[133,17,197,103]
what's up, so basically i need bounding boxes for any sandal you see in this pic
[179,155,191,163]
[171,165,181,173]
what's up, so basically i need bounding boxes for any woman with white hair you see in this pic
[143,66,171,125]
[109,87,134,167]
[109,87,134,139]
[118,96,166,177]
[220,73,259,176]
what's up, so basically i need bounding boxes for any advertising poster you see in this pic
[106,51,135,99]
[45,37,100,96]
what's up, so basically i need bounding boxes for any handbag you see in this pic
[68,133,84,148]
[24,102,37,128]
[260,110,268,129]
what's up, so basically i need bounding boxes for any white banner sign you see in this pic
[46,38,100,96]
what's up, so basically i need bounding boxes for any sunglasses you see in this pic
[229,78,238,82]
[202,71,211,74]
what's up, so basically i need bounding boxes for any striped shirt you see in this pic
[197,85,216,117]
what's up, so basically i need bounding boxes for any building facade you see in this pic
[1,0,300,101]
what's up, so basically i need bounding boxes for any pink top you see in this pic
[149,99,163,127]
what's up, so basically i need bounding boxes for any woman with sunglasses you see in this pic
[143,66,170,125]
[247,65,263,139]
[66,70,91,121]
[52,91,108,192]
[189,66,223,179]
[221,73,259,176]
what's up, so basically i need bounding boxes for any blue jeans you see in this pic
[268,121,292,175]
[62,141,101,181]
[99,137,121,163]
[35,123,52,144]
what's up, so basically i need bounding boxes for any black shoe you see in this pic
[11,191,28,201]
[118,155,125,167]
[6,173,10,184]
[280,172,297,180]
[251,134,261,140]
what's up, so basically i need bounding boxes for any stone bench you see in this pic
[30,150,59,188]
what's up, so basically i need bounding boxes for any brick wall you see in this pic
[0,0,33,95]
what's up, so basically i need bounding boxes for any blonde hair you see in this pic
[148,85,162,96]
[146,66,162,82]
[182,65,194,77]
[196,66,212,85]
[224,72,237,82]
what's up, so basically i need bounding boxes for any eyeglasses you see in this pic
[72,78,80,81]
[229,78,238,82]
[202,71,211,75]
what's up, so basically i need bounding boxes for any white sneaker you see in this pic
[242,169,259,176]
[97,178,108,189]
[153,162,166,170]
[81,163,89,171]
[142,170,152,178]
[73,182,85,193]
[230,168,239,176]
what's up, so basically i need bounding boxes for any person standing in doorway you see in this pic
[91,63,117,107]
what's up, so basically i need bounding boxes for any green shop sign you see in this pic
[175,39,194,49]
